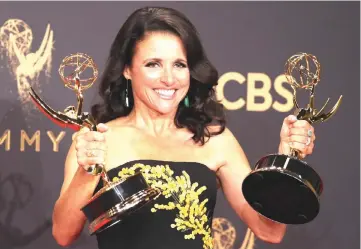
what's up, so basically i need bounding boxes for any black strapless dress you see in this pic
[93,160,218,249]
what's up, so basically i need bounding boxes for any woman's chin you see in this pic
[153,102,179,115]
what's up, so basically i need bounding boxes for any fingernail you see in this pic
[290,115,297,121]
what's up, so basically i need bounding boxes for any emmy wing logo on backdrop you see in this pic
[0,173,51,248]
[0,19,54,109]
[212,218,255,249]
[0,20,54,246]
[0,19,64,153]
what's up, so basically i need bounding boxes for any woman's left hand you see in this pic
[279,115,316,158]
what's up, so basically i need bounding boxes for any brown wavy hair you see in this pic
[91,6,226,145]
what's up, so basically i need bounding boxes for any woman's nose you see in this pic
[160,68,176,86]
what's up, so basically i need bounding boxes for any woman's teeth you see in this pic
[154,89,176,99]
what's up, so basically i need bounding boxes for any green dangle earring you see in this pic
[125,78,130,107]
[184,96,190,107]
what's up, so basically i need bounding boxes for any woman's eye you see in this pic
[145,62,160,68]
[175,62,187,68]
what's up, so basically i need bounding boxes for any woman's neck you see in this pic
[127,105,178,137]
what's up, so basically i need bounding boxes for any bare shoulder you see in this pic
[207,125,251,171]
[104,116,129,129]
[103,116,135,139]
[208,125,241,149]
[102,117,136,153]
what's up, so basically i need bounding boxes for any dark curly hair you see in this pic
[91,6,226,145]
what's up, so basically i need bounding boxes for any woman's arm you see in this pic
[215,128,287,243]
[214,115,315,243]
[52,141,101,246]
[52,124,108,246]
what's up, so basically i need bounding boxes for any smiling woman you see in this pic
[123,32,191,116]
[51,6,317,249]
[91,7,225,145]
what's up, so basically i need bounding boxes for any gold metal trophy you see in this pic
[29,53,160,234]
[242,52,342,224]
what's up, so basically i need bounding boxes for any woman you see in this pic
[52,6,316,249]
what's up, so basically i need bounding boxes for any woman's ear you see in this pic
[123,66,131,80]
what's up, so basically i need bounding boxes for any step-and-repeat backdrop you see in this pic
[0,2,359,249]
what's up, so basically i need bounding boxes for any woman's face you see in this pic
[124,32,190,115]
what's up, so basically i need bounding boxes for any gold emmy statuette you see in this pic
[242,52,342,224]
[29,53,160,234]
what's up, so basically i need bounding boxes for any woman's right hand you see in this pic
[73,123,109,174]
[52,123,109,247]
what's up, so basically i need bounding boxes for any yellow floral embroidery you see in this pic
[113,163,213,249]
